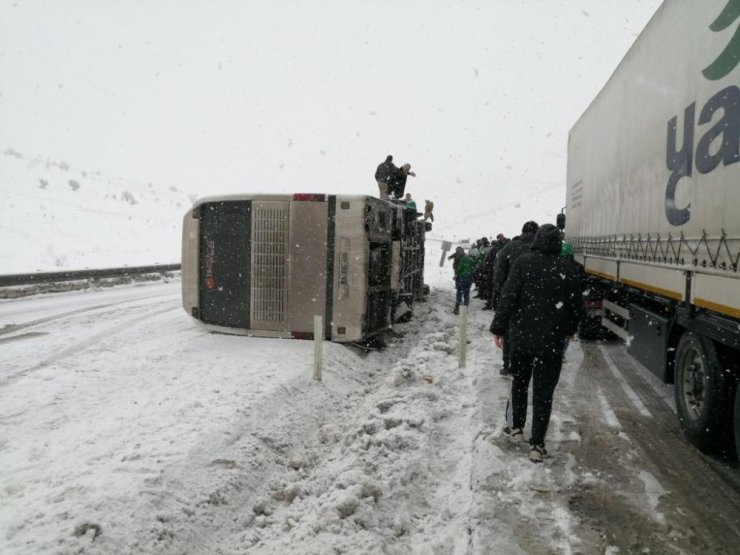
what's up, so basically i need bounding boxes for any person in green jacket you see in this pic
[454,251,476,315]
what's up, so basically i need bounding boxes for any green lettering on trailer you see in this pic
[702,0,740,81]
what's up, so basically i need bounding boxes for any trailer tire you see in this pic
[734,384,740,461]
[674,332,728,451]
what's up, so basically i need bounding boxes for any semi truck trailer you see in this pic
[565,1,740,457]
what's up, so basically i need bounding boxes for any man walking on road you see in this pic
[490,223,583,463]
[492,221,538,375]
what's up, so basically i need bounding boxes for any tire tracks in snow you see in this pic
[124,291,504,554]
[464,306,584,555]
[0,290,180,336]
[575,342,740,553]
[0,303,179,388]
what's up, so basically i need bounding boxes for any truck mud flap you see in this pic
[627,304,671,381]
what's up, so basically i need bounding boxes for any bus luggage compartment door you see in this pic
[198,201,251,328]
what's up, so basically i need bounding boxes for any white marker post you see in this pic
[458,305,468,368]
[313,315,323,381]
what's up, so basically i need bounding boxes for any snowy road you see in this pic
[1,279,739,554]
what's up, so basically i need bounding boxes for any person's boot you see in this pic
[453,303,459,315]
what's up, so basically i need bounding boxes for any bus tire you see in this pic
[577,317,602,341]
[674,331,728,452]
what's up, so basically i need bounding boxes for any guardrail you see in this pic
[0,264,181,287]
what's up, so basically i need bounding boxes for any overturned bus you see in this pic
[181,193,430,343]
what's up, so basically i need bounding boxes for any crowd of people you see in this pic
[371,156,584,464]
[449,221,585,464]
[374,155,434,222]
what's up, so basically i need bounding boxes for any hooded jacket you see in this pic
[490,224,583,357]
[493,230,536,293]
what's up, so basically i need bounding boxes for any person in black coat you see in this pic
[490,223,583,462]
[388,163,415,199]
[493,221,538,297]
[375,155,396,200]
[481,233,508,310]
[492,221,538,375]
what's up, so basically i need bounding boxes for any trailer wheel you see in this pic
[674,332,728,451]
[734,384,740,461]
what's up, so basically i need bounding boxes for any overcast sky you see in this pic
[0,0,663,238]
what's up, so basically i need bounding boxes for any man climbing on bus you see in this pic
[404,193,417,212]
[388,163,416,199]
[423,200,434,222]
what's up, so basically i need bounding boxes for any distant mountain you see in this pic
[0,147,196,273]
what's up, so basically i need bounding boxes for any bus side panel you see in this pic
[287,200,329,335]
[181,209,200,316]
[198,201,251,328]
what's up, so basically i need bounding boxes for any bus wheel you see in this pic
[577,317,602,340]
[734,384,740,461]
[674,332,728,451]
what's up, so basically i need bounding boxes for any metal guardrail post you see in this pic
[313,315,323,381]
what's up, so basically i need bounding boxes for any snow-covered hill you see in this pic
[0,147,195,273]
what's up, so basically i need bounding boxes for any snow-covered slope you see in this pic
[0,148,195,273]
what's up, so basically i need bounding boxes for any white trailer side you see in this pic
[566,0,740,456]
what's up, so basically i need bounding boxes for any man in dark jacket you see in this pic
[490,223,583,463]
[375,155,396,200]
[481,233,508,310]
[388,163,415,199]
[492,221,538,375]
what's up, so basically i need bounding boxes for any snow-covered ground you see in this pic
[0,271,582,554]
[4,257,737,555]
[0,149,193,273]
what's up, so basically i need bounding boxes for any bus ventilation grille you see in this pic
[251,204,288,324]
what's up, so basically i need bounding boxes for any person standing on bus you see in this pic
[490,224,583,463]
[375,155,396,200]
[389,163,416,199]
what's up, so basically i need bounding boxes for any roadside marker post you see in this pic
[313,315,323,381]
[458,305,468,368]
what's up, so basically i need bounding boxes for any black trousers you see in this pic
[509,348,562,447]
[503,329,511,370]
